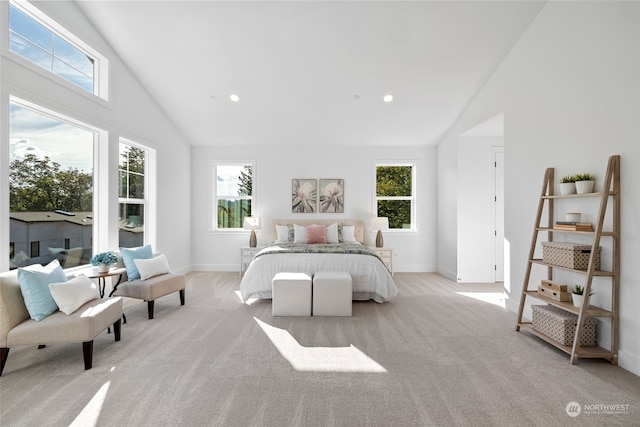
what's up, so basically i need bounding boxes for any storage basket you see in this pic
[541,242,601,270]
[531,305,597,347]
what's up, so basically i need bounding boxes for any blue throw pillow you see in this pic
[18,259,67,321]
[120,245,153,281]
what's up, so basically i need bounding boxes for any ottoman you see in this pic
[272,272,312,316]
[313,271,352,316]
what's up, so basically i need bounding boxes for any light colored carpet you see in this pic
[1,272,639,426]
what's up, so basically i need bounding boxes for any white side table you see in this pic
[240,247,263,276]
[368,246,394,276]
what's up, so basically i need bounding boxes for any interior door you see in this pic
[493,149,505,282]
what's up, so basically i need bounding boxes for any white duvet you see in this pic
[240,251,398,303]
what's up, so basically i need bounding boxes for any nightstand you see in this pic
[368,246,394,276]
[240,247,263,276]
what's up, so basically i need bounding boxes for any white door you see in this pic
[493,149,505,282]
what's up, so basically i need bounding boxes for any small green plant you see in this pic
[572,284,594,295]
[560,175,576,184]
[573,173,595,182]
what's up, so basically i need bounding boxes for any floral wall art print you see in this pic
[292,179,317,213]
[319,179,344,213]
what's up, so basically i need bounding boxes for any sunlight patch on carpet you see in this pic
[69,380,111,427]
[456,291,505,308]
[255,317,387,373]
[235,290,259,305]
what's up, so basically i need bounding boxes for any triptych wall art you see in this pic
[291,179,344,213]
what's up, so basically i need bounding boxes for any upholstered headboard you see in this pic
[271,219,364,243]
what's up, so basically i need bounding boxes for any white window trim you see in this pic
[6,0,110,103]
[373,161,418,232]
[118,138,154,247]
[211,161,256,232]
[9,95,108,265]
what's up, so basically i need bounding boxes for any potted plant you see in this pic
[90,251,118,273]
[571,284,594,308]
[559,175,576,195]
[574,173,595,194]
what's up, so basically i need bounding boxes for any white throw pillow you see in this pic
[134,254,171,280]
[275,225,289,243]
[342,225,357,242]
[49,274,99,315]
[293,224,307,243]
[326,223,339,243]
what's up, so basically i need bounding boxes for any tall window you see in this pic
[9,100,95,269]
[214,163,254,229]
[119,141,147,248]
[375,163,416,230]
[8,1,108,99]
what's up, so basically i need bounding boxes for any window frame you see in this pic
[118,138,152,248]
[373,161,417,232]
[211,161,256,232]
[6,0,110,102]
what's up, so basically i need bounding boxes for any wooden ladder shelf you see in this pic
[515,155,620,364]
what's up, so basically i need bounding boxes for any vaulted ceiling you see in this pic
[76,1,545,147]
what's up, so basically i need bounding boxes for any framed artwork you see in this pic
[292,179,317,213]
[319,179,344,213]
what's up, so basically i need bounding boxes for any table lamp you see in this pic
[243,217,262,247]
[371,217,389,248]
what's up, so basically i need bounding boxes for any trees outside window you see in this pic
[215,163,254,229]
[119,142,147,248]
[375,164,415,230]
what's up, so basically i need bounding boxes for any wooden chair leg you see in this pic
[179,289,185,305]
[83,341,93,370]
[113,319,122,341]
[147,300,155,319]
[0,347,9,376]
[38,344,46,349]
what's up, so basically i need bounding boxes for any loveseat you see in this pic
[0,268,123,376]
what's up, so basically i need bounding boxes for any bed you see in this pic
[239,219,398,303]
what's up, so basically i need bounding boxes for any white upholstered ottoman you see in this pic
[313,271,352,316]
[272,272,312,316]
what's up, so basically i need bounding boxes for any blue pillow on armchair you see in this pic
[120,245,153,281]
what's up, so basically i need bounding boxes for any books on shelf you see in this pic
[554,221,594,231]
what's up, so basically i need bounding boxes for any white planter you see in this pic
[571,293,584,308]
[559,182,576,195]
[575,180,595,194]
[98,263,110,273]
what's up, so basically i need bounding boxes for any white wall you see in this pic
[191,145,437,273]
[437,2,640,375]
[0,1,191,272]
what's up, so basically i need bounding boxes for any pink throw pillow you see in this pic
[306,225,327,244]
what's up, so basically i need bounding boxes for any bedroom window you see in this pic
[214,162,255,230]
[375,163,415,230]
[8,1,109,100]
[119,141,149,248]
[9,98,97,269]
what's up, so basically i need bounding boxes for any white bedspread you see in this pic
[240,251,397,303]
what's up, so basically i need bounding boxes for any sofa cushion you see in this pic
[113,273,186,301]
[49,274,99,315]
[134,254,171,281]
[120,244,153,281]
[17,260,67,321]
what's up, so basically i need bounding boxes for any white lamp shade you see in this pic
[243,217,262,230]
[371,217,389,231]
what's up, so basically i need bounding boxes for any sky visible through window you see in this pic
[10,103,93,173]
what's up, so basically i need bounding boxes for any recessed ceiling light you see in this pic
[353,94,360,101]
[383,94,393,103]
[230,94,240,102]
[209,95,216,100]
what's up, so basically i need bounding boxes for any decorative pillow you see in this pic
[287,224,295,243]
[306,225,327,244]
[49,274,99,315]
[17,259,67,321]
[134,254,171,281]
[275,225,289,243]
[120,244,153,281]
[293,224,307,243]
[342,225,357,242]
[326,223,339,243]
